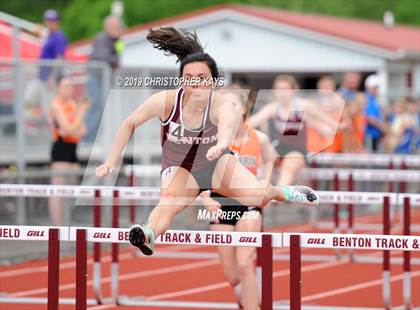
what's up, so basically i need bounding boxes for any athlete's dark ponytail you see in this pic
[147,27,220,78]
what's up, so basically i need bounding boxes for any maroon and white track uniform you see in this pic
[161,88,218,173]
[273,99,307,156]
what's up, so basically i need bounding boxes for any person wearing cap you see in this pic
[39,9,68,82]
[85,15,124,142]
[29,9,68,123]
[364,74,387,152]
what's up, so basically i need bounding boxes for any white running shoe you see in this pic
[280,185,320,206]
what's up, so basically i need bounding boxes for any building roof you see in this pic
[234,4,420,53]
[72,4,420,54]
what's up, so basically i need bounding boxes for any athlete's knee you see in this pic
[237,261,254,279]
[223,267,240,286]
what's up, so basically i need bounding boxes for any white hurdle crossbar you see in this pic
[1,226,419,310]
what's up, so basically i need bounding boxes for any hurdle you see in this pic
[1,153,417,181]
[284,232,420,310]
[1,184,419,306]
[0,226,280,309]
[1,183,418,257]
[125,164,420,232]
[306,153,420,168]
[89,187,419,308]
[1,225,419,309]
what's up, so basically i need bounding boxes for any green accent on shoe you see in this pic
[145,226,155,254]
[280,185,291,202]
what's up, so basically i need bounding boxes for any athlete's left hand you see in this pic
[206,143,227,161]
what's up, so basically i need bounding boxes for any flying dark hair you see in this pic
[147,27,219,78]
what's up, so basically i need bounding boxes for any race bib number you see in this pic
[169,122,184,138]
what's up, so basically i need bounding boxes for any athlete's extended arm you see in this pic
[302,98,344,135]
[206,94,241,161]
[96,91,168,177]
[248,102,276,129]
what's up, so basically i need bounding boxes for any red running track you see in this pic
[1,211,419,310]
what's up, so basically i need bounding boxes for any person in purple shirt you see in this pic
[39,9,67,82]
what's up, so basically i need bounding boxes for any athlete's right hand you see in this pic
[96,162,114,177]
[206,143,227,161]
[200,191,222,224]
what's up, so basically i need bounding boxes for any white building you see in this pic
[75,3,420,101]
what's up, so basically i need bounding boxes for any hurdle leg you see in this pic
[333,174,341,259]
[398,162,407,227]
[48,228,60,310]
[76,229,87,310]
[129,169,136,225]
[261,234,273,310]
[403,197,411,310]
[382,197,391,309]
[111,190,120,304]
[290,235,301,310]
[93,190,103,303]
[347,174,354,262]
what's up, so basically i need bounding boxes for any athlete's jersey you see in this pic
[273,99,307,154]
[161,88,218,172]
[51,97,80,143]
[230,126,261,176]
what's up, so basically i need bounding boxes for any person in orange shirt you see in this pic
[49,77,89,225]
[199,84,273,309]
[306,75,345,153]
[338,72,367,153]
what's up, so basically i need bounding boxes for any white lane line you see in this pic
[142,250,387,301]
[145,258,351,301]
[302,270,420,302]
[8,259,220,297]
[0,243,203,278]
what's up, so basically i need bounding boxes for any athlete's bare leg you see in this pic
[212,154,285,207]
[129,166,200,255]
[236,211,262,309]
[210,224,239,287]
[212,154,318,208]
[49,162,73,226]
[147,166,200,237]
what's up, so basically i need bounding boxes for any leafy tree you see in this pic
[1,0,418,42]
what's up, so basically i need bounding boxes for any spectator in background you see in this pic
[25,9,68,122]
[386,98,419,154]
[364,74,387,152]
[411,98,420,152]
[307,75,344,153]
[85,15,124,142]
[49,77,90,225]
[39,9,67,83]
[338,72,366,153]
